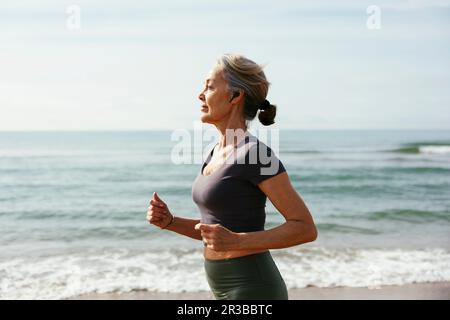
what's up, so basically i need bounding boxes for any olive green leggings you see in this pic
[204,251,288,300]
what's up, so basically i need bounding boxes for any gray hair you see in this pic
[216,54,277,126]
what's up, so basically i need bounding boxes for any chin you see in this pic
[200,114,213,124]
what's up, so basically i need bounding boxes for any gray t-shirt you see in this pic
[191,133,286,233]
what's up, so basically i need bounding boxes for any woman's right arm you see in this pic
[146,192,202,241]
[164,216,202,241]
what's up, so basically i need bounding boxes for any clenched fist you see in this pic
[195,223,240,251]
[146,192,174,229]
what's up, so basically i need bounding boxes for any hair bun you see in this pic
[258,103,276,126]
[259,99,271,111]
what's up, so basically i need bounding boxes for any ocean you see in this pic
[0,130,449,299]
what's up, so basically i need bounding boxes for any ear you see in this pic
[228,90,243,103]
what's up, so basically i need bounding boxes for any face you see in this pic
[198,66,235,124]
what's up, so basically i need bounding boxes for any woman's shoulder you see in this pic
[233,133,285,184]
[241,133,280,162]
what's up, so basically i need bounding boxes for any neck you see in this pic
[215,125,248,149]
[214,103,248,148]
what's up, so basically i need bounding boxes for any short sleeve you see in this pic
[244,142,286,186]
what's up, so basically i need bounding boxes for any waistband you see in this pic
[204,251,271,264]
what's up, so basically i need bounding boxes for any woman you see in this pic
[146,54,317,300]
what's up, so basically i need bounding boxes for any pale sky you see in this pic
[1,0,449,130]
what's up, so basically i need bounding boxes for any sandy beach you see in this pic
[72,281,450,300]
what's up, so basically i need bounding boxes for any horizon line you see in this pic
[1,128,450,132]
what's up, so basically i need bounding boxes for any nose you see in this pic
[198,90,205,102]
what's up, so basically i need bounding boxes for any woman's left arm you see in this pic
[236,171,317,250]
[196,171,318,251]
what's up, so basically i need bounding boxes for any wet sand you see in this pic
[72,281,450,300]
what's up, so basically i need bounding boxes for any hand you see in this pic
[146,192,173,229]
[194,223,240,251]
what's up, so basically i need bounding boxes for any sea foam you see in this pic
[1,247,449,299]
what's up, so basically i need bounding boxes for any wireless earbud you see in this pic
[229,91,240,103]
